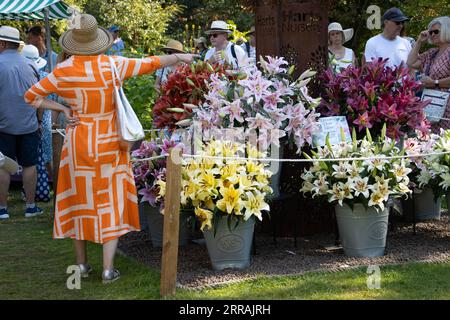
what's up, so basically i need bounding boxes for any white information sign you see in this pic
[422,89,450,123]
[312,116,351,147]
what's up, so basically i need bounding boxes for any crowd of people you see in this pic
[0,8,449,284]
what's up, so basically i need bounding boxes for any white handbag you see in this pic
[109,57,145,142]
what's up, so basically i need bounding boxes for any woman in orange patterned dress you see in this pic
[24,14,197,283]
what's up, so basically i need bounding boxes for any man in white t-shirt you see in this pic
[204,20,248,69]
[364,8,412,68]
[240,26,256,66]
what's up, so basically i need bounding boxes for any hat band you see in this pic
[209,28,229,32]
[72,29,98,43]
[0,34,20,42]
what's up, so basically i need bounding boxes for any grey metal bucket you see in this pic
[335,203,389,258]
[414,187,441,221]
[141,202,191,247]
[203,216,255,271]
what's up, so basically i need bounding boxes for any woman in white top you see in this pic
[154,39,185,93]
[328,22,357,72]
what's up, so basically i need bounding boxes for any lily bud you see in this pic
[175,119,193,127]
[299,69,317,81]
[167,108,186,113]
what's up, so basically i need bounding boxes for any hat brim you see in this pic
[0,153,19,175]
[160,46,185,54]
[329,28,354,44]
[35,57,47,70]
[0,36,21,44]
[205,29,232,35]
[58,26,114,56]
[389,16,410,22]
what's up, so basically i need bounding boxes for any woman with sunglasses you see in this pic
[154,39,186,93]
[407,16,450,131]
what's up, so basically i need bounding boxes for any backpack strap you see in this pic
[245,42,251,57]
[230,44,239,68]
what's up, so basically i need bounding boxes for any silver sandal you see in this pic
[102,269,120,284]
[78,263,93,278]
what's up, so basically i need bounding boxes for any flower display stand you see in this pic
[335,203,389,257]
[203,216,255,271]
[414,187,441,221]
[141,202,191,247]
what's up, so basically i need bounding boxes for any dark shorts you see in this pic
[0,131,39,167]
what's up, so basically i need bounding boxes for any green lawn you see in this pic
[1,188,450,300]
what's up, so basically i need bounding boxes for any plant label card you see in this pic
[422,89,450,123]
[312,116,351,147]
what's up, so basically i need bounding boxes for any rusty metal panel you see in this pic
[256,0,330,80]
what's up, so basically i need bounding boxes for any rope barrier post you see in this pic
[160,147,182,297]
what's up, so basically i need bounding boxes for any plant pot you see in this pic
[414,187,441,221]
[268,146,284,200]
[202,216,255,271]
[138,201,149,232]
[141,202,191,247]
[335,203,389,258]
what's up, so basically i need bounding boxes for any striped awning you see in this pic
[0,0,73,20]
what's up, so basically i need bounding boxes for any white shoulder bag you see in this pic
[109,57,145,142]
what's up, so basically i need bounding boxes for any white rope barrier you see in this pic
[132,155,167,162]
[180,151,450,163]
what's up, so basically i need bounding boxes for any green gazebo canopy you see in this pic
[0,0,73,20]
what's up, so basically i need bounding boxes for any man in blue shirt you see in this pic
[106,25,125,56]
[0,26,43,219]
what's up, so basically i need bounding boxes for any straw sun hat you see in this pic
[59,14,113,56]
[328,22,354,44]
[160,39,185,53]
[0,152,19,175]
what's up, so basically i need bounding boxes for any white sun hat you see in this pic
[328,22,354,44]
[0,26,21,43]
[22,44,47,70]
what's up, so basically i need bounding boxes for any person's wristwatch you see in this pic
[435,79,440,88]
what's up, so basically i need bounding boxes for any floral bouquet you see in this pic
[300,125,412,212]
[157,140,273,232]
[318,58,430,140]
[152,61,234,130]
[131,138,184,212]
[189,56,322,154]
[404,129,450,200]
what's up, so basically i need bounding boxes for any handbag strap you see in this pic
[108,57,122,88]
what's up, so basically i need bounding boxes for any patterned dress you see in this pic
[418,47,450,132]
[25,55,161,243]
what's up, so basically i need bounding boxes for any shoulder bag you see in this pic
[109,57,145,149]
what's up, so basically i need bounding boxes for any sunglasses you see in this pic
[429,29,440,36]
[393,21,405,25]
[210,34,223,38]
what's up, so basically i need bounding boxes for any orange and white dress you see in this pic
[25,55,161,244]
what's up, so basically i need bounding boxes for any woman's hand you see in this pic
[64,108,80,128]
[420,75,435,88]
[417,31,428,44]
[174,53,200,64]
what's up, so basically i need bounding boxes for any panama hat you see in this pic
[248,26,255,34]
[59,14,113,56]
[205,20,232,35]
[0,26,21,44]
[194,37,207,45]
[22,45,47,70]
[0,152,19,175]
[328,22,354,44]
[160,39,185,53]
